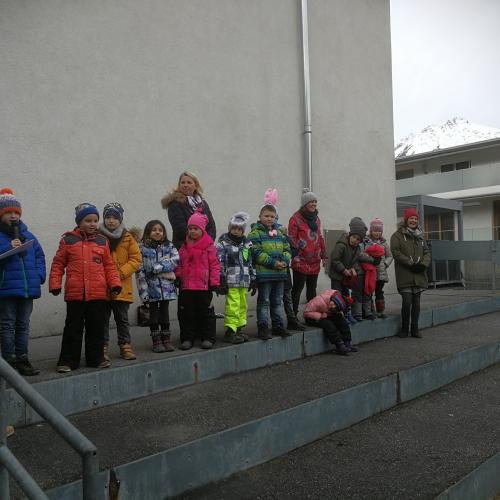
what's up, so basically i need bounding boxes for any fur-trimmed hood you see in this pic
[161,190,188,209]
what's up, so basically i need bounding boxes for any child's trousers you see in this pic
[178,290,216,343]
[0,297,33,360]
[58,300,107,369]
[317,315,351,344]
[103,300,131,345]
[149,300,170,331]
[224,288,247,333]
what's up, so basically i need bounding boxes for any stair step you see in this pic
[6,312,500,498]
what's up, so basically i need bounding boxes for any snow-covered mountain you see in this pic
[395,117,500,158]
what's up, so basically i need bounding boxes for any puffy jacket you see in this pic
[216,233,255,288]
[177,232,220,291]
[288,210,326,275]
[390,224,431,289]
[0,221,46,299]
[106,231,142,303]
[303,289,337,321]
[136,241,179,302]
[363,236,393,282]
[49,230,121,301]
[248,222,291,281]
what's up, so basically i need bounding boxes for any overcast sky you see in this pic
[390,0,500,142]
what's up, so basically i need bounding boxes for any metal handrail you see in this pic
[0,357,101,499]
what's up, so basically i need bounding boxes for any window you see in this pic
[424,212,455,240]
[440,160,471,173]
[396,169,414,180]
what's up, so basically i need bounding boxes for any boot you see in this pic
[287,317,305,331]
[411,325,422,338]
[334,340,349,356]
[120,343,137,360]
[258,325,273,340]
[344,340,358,353]
[6,425,14,438]
[161,331,175,352]
[151,330,167,353]
[16,355,40,376]
[346,312,357,325]
[224,328,244,344]
[273,325,292,338]
[398,325,409,338]
[103,343,110,362]
[375,299,387,319]
[237,327,249,342]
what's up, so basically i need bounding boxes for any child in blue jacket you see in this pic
[0,188,45,376]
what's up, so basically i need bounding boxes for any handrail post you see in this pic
[83,450,101,500]
[0,376,10,499]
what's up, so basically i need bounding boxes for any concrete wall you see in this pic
[0,0,395,335]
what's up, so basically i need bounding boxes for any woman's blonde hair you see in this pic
[177,171,203,195]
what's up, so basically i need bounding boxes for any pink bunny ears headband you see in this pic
[263,187,279,207]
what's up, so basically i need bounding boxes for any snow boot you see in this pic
[160,330,175,352]
[334,340,349,356]
[375,299,387,319]
[151,330,167,353]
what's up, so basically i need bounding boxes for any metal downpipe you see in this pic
[301,0,313,190]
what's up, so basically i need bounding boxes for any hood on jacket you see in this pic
[161,190,187,209]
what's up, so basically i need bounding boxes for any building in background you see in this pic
[1,1,395,335]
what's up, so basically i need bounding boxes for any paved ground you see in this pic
[25,288,500,382]
[180,362,500,500]
[6,311,500,494]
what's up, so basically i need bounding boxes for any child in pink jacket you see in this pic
[303,289,357,355]
[176,210,220,350]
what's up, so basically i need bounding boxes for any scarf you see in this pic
[0,220,26,241]
[299,208,319,232]
[228,234,244,246]
[99,223,125,251]
[187,194,203,213]
[361,244,385,295]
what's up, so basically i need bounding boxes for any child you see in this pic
[49,203,122,373]
[303,289,357,355]
[99,202,142,361]
[176,210,220,350]
[216,212,256,344]
[248,203,291,340]
[364,218,393,318]
[328,217,373,322]
[0,188,45,376]
[136,220,179,353]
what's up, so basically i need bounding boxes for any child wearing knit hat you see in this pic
[0,188,45,376]
[49,202,122,372]
[216,212,256,344]
[363,218,393,318]
[175,209,221,350]
[99,203,142,361]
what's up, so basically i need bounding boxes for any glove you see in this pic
[250,281,258,296]
[372,257,381,266]
[110,286,122,295]
[216,284,228,296]
[50,289,61,296]
[411,263,426,273]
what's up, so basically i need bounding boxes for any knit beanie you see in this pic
[103,202,124,222]
[301,188,317,207]
[330,290,348,313]
[75,202,99,225]
[370,218,384,233]
[228,211,250,232]
[348,217,367,238]
[188,209,208,231]
[404,208,419,221]
[0,188,22,218]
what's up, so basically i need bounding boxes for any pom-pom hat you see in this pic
[103,202,124,222]
[370,218,384,233]
[330,290,349,313]
[75,202,99,225]
[228,211,250,232]
[188,209,208,231]
[0,188,22,218]
[349,217,367,238]
[301,188,317,207]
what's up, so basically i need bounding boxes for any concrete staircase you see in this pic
[5,294,500,499]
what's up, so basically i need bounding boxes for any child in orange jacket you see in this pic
[49,203,121,373]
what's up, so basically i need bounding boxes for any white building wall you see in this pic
[0,0,395,335]
[463,200,494,241]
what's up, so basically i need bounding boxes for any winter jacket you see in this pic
[102,230,142,303]
[248,222,291,282]
[177,232,220,291]
[288,210,326,275]
[363,235,393,282]
[390,224,431,289]
[328,233,372,281]
[304,289,338,321]
[0,221,46,299]
[216,233,255,288]
[136,241,179,302]
[161,190,216,249]
[49,230,121,301]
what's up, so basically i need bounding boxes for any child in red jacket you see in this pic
[303,289,357,355]
[49,203,121,373]
[176,210,220,351]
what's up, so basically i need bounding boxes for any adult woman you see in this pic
[161,171,216,249]
[288,189,327,320]
[390,208,430,338]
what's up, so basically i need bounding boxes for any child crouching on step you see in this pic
[136,220,179,353]
[176,210,220,350]
[216,212,256,344]
[304,289,357,355]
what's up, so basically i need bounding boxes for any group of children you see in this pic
[0,186,394,376]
